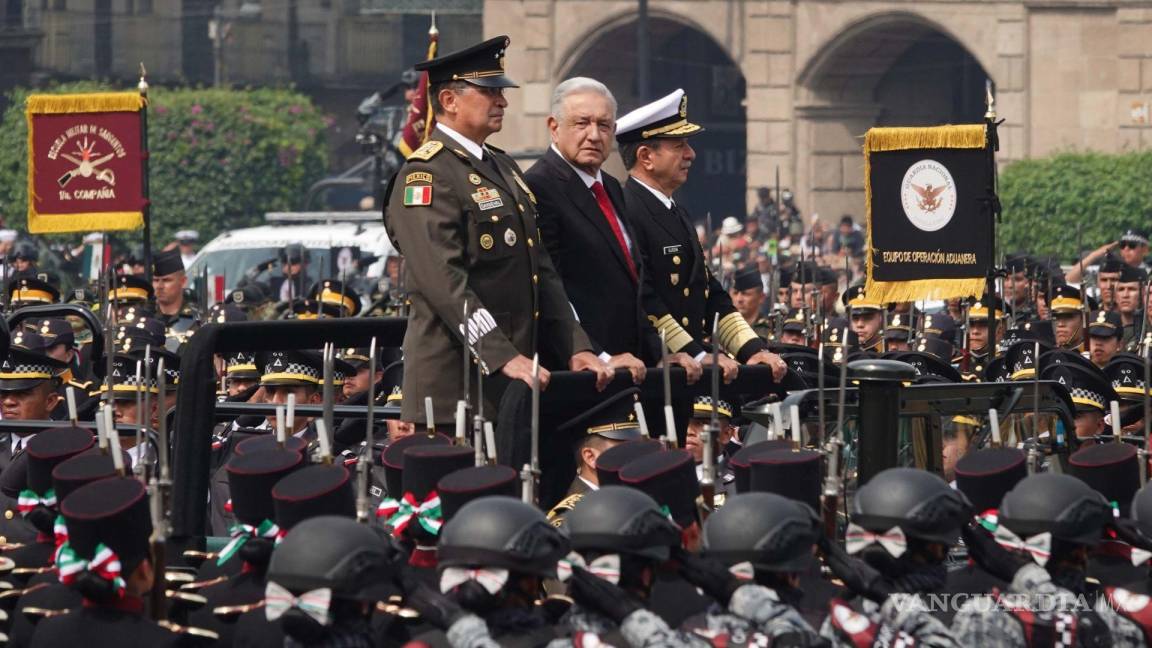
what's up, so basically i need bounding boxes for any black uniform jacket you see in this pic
[622,177,765,362]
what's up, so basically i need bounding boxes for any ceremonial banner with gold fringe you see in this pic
[863,124,993,304]
[397,19,439,158]
[26,92,147,233]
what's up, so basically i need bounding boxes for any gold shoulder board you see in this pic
[407,140,444,162]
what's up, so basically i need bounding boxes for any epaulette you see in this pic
[407,140,444,162]
[546,493,583,521]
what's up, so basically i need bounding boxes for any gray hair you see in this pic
[550,77,617,121]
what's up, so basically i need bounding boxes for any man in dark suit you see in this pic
[525,77,700,383]
[616,89,787,382]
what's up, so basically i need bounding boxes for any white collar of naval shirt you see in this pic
[630,175,674,210]
[437,123,487,161]
[551,144,603,188]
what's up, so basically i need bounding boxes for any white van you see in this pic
[186,212,395,301]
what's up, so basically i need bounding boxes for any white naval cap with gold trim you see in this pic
[616,89,704,143]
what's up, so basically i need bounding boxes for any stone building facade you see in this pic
[486,0,1152,224]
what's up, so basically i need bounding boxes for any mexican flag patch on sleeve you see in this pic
[403,185,432,207]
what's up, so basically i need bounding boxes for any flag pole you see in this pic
[138,63,154,284]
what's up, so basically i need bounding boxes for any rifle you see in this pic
[473,305,488,466]
[1,253,9,315]
[1078,225,1089,351]
[337,269,348,319]
[988,407,1003,448]
[148,477,168,621]
[799,246,809,346]
[521,354,540,504]
[775,167,782,240]
[822,327,849,540]
[457,300,471,445]
[156,357,170,486]
[1028,339,1041,474]
[961,299,971,375]
[1136,281,1150,353]
[700,314,720,517]
[150,355,170,621]
[133,359,145,479]
[817,318,827,448]
[318,343,335,463]
[661,330,677,449]
[356,340,378,523]
[1142,344,1150,484]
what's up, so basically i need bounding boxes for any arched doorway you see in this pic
[563,16,747,225]
[795,14,992,221]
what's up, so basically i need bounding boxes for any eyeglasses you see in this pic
[1120,241,1144,249]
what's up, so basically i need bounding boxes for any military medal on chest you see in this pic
[471,187,504,211]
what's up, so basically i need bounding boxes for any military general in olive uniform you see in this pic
[383,36,613,425]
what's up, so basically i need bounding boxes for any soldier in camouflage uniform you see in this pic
[953,473,1135,647]
[548,485,712,648]
[401,497,569,648]
[682,491,822,645]
[818,468,967,648]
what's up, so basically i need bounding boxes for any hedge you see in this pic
[998,150,1152,262]
[0,82,328,243]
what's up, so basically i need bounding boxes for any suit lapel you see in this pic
[546,150,631,276]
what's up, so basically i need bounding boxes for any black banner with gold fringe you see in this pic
[864,125,993,304]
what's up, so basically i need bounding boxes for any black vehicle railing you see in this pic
[171,316,784,541]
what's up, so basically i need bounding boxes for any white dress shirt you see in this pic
[437,123,487,160]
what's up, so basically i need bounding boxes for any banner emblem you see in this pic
[901,160,956,232]
[26,92,147,233]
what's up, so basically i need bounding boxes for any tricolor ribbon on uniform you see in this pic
[217,519,281,566]
[376,491,443,536]
[992,526,1052,566]
[439,566,509,595]
[976,509,999,533]
[844,523,907,558]
[53,514,68,548]
[17,488,56,514]
[555,552,621,585]
[55,541,126,597]
[264,580,332,626]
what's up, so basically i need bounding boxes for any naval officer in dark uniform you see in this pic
[383,35,612,426]
[615,89,786,383]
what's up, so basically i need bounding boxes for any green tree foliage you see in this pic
[999,151,1152,262]
[0,82,328,242]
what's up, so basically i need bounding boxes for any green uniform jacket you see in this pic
[384,130,591,424]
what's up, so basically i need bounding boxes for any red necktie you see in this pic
[591,181,637,282]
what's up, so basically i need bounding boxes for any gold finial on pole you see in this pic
[429,10,438,37]
[984,78,996,121]
[138,62,149,96]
